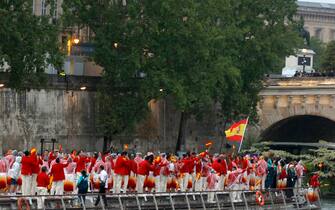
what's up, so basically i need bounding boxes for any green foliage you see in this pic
[321,40,335,72]
[0,0,63,89]
[248,141,335,193]
[63,0,301,139]
[308,37,325,71]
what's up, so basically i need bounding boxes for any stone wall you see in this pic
[0,88,102,153]
[0,88,228,154]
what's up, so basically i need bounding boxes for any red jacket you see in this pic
[212,160,223,175]
[32,155,42,174]
[75,156,88,173]
[48,152,56,166]
[129,159,138,174]
[88,157,97,173]
[21,156,33,176]
[309,174,320,188]
[180,158,194,174]
[37,172,50,188]
[137,160,154,176]
[153,162,161,176]
[50,162,69,181]
[114,156,129,176]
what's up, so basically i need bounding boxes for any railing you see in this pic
[0,187,322,210]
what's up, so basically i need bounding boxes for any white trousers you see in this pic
[230,183,241,201]
[160,176,168,192]
[194,177,202,192]
[113,174,122,193]
[21,175,32,195]
[180,173,190,192]
[122,175,129,193]
[217,175,225,191]
[155,176,160,192]
[207,189,216,202]
[51,181,64,195]
[294,177,302,196]
[201,177,207,191]
[261,174,266,190]
[37,187,48,209]
[31,173,37,195]
[136,175,145,193]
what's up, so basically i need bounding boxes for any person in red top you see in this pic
[194,156,202,191]
[113,151,129,193]
[158,154,170,192]
[50,158,69,195]
[36,166,50,209]
[309,172,320,188]
[75,151,89,174]
[21,150,33,196]
[153,155,162,193]
[31,148,42,196]
[88,152,98,173]
[212,157,226,190]
[137,155,154,193]
[180,153,194,192]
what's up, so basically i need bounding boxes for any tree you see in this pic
[0,0,63,89]
[63,0,301,152]
[308,37,325,71]
[321,40,335,72]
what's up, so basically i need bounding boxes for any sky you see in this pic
[299,0,335,3]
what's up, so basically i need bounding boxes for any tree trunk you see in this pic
[103,136,111,152]
[219,119,228,153]
[175,112,188,153]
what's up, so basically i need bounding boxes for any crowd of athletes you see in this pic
[0,148,320,207]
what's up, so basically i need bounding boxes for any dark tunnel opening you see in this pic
[260,115,335,153]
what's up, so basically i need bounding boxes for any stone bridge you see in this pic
[257,77,335,144]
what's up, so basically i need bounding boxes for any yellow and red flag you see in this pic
[225,119,248,142]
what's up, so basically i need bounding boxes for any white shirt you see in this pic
[99,169,108,188]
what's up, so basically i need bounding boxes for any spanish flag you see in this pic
[225,119,248,142]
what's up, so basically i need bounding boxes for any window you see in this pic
[53,0,58,19]
[315,28,323,41]
[41,0,46,16]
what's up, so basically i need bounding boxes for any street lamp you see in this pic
[301,48,308,74]
[73,38,80,45]
[80,86,87,91]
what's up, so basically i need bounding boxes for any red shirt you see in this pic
[212,160,223,175]
[114,156,129,176]
[129,159,138,174]
[221,159,228,175]
[21,156,33,175]
[48,152,56,166]
[75,156,88,173]
[137,160,154,176]
[180,158,194,174]
[50,162,68,181]
[89,157,97,173]
[309,174,320,188]
[37,172,50,187]
[32,155,42,174]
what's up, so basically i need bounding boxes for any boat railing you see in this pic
[0,187,322,210]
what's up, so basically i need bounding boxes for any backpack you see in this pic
[78,176,88,193]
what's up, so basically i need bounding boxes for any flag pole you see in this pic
[238,117,249,153]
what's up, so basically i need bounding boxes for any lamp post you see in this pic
[301,49,308,74]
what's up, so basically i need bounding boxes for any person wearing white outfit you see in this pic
[8,156,21,194]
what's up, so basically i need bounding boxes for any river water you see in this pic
[320,198,335,210]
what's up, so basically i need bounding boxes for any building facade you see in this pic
[297,1,335,43]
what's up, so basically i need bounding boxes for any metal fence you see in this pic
[0,187,322,210]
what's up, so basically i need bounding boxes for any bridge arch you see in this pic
[260,115,335,143]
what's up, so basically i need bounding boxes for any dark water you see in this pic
[321,198,335,210]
